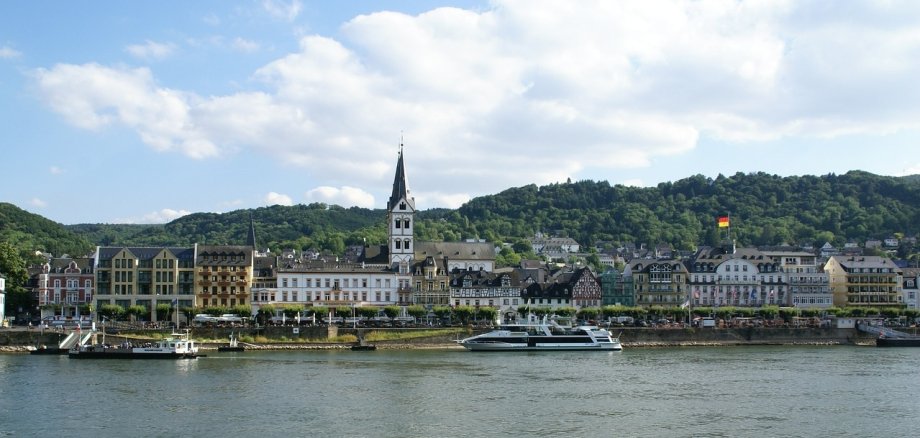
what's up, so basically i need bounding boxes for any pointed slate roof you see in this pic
[247,212,257,249]
[387,146,415,211]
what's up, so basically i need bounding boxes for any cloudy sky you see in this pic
[3,0,920,224]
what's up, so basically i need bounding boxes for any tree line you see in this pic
[3,170,920,291]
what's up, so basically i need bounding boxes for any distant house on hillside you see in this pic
[819,242,838,258]
[530,233,580,260]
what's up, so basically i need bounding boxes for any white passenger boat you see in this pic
[458,319,622,351]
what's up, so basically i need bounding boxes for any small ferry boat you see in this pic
[458,319,623,351]
[69,331,199,359]
[218,333,245,352]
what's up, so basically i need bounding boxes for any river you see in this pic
[1,346,918,437]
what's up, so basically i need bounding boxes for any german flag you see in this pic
[717,215,730,228]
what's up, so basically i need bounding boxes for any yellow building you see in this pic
[824,255,903,308]
[196,245,254,308]
[94,246,196,322]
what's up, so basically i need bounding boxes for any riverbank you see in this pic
[0,326,880,353]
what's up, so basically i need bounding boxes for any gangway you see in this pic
[58,331,79,349]
[857,323,916,339]
[57,330,95,349]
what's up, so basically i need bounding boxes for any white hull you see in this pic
[459,323,623,352]
[462,341,622,351]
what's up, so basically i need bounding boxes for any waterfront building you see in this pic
[687,246,789,307]
[522,280,572,310]
[94,246,196,322]
[411,255,450,307]
[761,249,831,308]
[628,258,688,307]
[195,245,254,308]
[273,259,400,311]
[824,255,903,308]
[250,255,278,314]
[901,268,919,310]
[450,269,522,322]
[35,257,95,320]
[600,269,634,306]
[568,267,602,308]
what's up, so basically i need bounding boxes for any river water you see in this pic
[1,346,917,437]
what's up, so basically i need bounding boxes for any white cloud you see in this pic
[0,45,21,58]
[115,208,191,224]
[416,191,471,209]
[125,40,175,60]
[33,63,218,158]
[265,191,293,206]
[901,164,920,176]
[262,0,302,22]
[203,13,221,27]
[49,166,63,175]
[619,179,646,188]
[232,37,260,53]
[305,186,374,208]
[32,1,920,208]
[30,198,47,208]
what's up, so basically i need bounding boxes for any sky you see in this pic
[3,0,920,225]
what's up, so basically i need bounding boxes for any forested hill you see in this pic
[458,170,920,250]
[0,202,93,257]
[3,171,920,257]
[68,204,389,254]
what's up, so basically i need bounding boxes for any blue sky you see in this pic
[3,1,920,225]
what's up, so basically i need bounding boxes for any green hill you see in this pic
[4,171,920,257]
[458,170,920,249]
[0,202,94,256]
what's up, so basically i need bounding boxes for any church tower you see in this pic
[387,144,415,269]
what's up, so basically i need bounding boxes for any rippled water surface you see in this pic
[1,346,918,437]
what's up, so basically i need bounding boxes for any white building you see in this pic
[261,261,401,313]
[761,250,832,309]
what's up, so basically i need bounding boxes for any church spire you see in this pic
[388,140,415,211]
[246,212,257,249]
